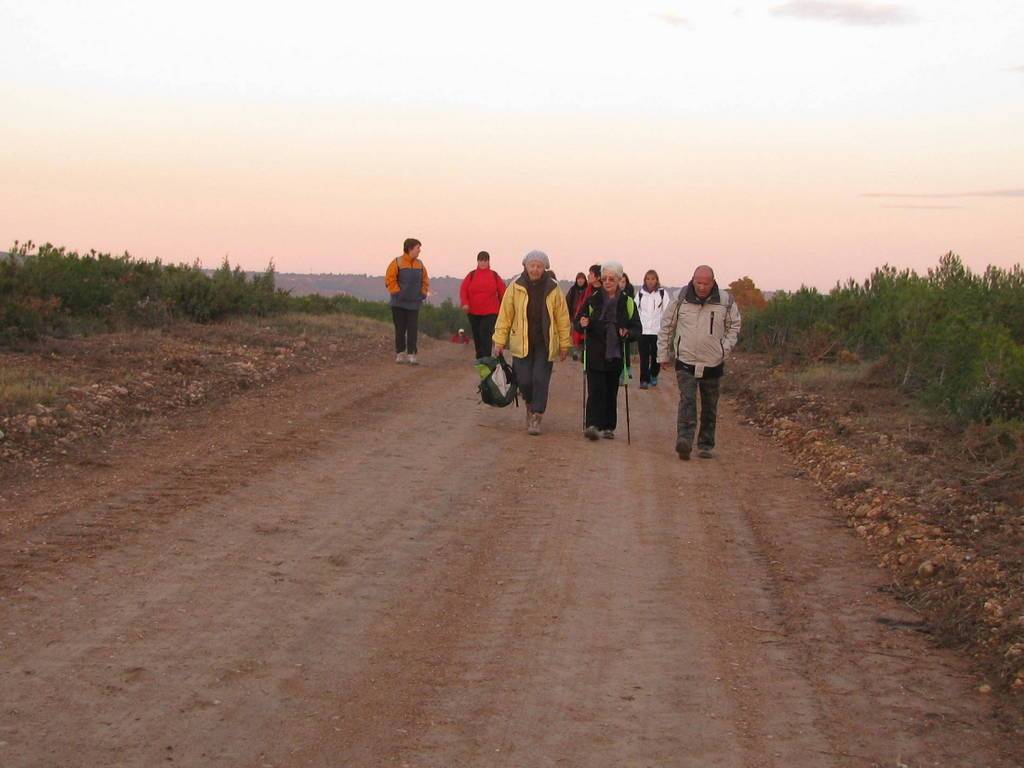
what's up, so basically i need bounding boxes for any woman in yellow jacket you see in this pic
[493,250,572,435]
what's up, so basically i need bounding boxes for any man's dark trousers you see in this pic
[675,368,721,449]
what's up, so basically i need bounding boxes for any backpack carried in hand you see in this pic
[474,355,519,408]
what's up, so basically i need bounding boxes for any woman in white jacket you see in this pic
[635,270,671,389]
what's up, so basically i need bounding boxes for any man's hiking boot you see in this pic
[395,352,407,364]
[601,430,615,439]
[527,412,542,436]
[407,354,418,365]
[697,447,714,459]
[584,426,600,441]
[676,440,691,461]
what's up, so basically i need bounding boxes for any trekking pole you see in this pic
[622,339,631,446]
[582,325,588,431]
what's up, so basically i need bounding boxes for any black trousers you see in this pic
[638,334,660,383]
[391,307,419,354]
[467,313,497,359]
[586,368,620,431]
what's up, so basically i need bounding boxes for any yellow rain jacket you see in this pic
[492,273,572,361]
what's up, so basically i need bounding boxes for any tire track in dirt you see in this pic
[0,347,1019,767]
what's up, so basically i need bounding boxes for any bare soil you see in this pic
[1,330,1021,767]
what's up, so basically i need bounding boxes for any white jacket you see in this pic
[635,287,672,335]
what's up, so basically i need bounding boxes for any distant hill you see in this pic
[270,272,572,306]
[270,272,468,305]
[239,270,774,306]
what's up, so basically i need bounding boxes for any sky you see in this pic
[0,0,1021,290]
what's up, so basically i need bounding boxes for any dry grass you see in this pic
[788,361,875,389]
[256,312,390,339]
[0,367,65,415]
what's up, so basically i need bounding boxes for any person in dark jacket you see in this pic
[459,251,507,359]
[384,238,429,365]
[566,272,589,360]
[575,261,642,440]
[619,273,636,298]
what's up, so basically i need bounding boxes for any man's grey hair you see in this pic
[693,264,715,279]
[601,260,624,279]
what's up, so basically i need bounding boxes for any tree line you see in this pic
[0,242,465,343]
[739,253,1024,423]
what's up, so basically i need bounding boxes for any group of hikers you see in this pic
[385,238,741,460]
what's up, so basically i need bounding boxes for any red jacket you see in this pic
[569,284,593,346]
[459,267,506,315]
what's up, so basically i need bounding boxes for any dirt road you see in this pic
[0,342,1018,767]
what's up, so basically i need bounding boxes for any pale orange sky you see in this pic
[1,0,1021,290]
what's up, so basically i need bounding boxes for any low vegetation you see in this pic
[0,241,465,344]
[741,253,1024,423]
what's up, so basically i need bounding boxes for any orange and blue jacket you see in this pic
[385,255,430,310]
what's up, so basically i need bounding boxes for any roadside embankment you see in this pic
[730,352,1024,699]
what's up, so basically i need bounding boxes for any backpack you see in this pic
[637,288,665,311]
[474,355,519,408]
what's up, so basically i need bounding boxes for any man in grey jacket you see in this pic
[657,265,741,460]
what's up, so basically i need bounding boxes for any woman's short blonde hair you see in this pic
[601,261,624,279]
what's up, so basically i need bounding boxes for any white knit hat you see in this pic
[522,250,550,269]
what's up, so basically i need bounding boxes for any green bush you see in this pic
[1,241,464,344]
[742,253,1024,422]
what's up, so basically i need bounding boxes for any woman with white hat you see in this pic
[492,250,572,435]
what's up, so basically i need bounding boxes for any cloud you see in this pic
[653,11,693,29]
[864,189,1024,199]
[772,1,914,26]
[881,205,965,210]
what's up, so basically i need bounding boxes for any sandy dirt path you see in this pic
[0,343,1018,767]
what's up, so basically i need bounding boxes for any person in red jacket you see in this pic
[459,251,507,359]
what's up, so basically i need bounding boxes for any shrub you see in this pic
[741,253,1024,423]
[1,241,464,343]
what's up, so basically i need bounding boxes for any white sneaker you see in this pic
[395,352,407,364]
[407,354,418,365]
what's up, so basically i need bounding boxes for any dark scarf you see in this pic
[684,280,720,305]
[600,289,622,360]
[525,272,548,354]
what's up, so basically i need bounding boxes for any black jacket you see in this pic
[573,290,642,372]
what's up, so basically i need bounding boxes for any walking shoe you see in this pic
[601,430,615,439]
[584,426,600,441]
[395,352,407,364]
[676,440,691,460]
[651,376,658,387]
[407,354,418,365]
[639,381,649,390]
[697,447,714,459]
[528,413,542,436]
